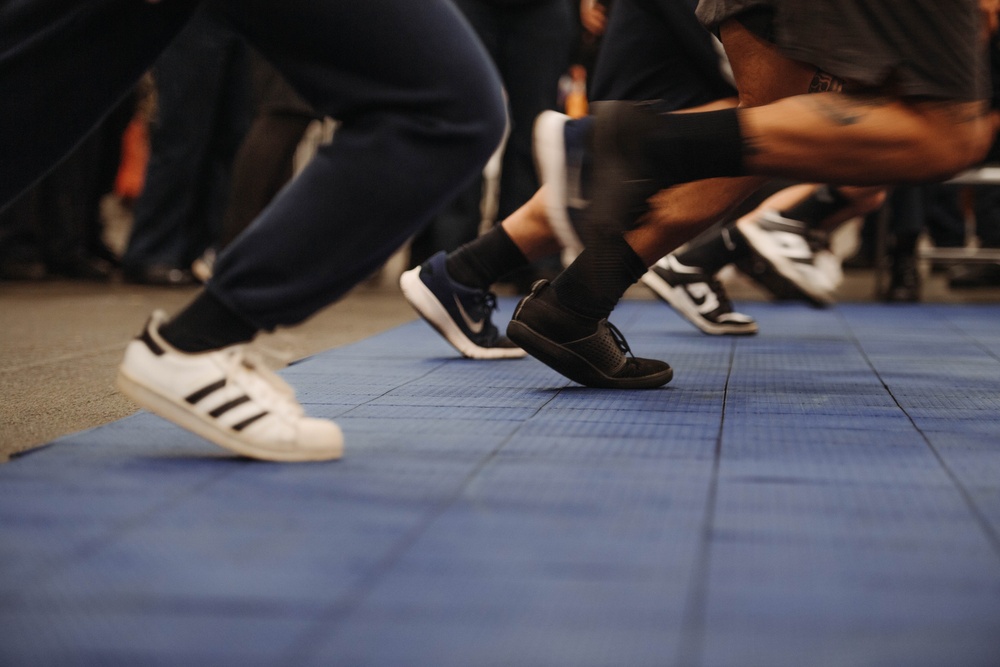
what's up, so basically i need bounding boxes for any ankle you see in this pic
[518,281,600,341]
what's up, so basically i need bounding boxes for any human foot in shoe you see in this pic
[507,280,672,389]
[736,210,838,306]
[642,255,757,336]
[400,251,526,359]
[117,311,343,462]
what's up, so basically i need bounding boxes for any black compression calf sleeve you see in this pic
[646,107,745,184]
[552,234,647,321]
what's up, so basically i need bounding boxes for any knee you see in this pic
[471,86,508,164]
[440,67,508,168]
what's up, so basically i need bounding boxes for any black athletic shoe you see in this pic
[641,255,758,336]
[400,251,526,359]
[506,280,673,389]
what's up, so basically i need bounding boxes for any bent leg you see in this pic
[740,95,994,184]
[500,187,564,261]
[722,13,994,184]
[623,18,991,264]
[206,0,507,329]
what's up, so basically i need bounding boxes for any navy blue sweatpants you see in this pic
[1,0,507,329]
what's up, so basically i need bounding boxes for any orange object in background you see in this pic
[564,64,588,119]
[114,115,149,202]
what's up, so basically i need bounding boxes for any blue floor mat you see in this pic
[2,300,1000,666]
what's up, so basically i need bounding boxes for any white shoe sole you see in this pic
[641,270,758,336]
[399,268,527,360]
[533,111,583,264]
[116,368,343,462]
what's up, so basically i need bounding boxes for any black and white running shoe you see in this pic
[117,311,343,462]
[736,210,839,306]
[400,251,526,359]
[641,255,758,336]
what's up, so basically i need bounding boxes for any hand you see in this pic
[981,0,1000,36]
[580,0,607,37]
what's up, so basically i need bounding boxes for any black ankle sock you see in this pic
[646,107,745,184]
[551,234,647,320]
[675,224,751,273]
[159,289,258,353]
[445,225,529,290]
[780,185,851,229]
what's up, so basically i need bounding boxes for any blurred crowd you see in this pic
[3,0,999,299]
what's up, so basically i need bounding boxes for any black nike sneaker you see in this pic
[400,251,526,359]
[507,280,673,389]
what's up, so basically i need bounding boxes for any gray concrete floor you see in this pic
[3,257,998,462]
[0,277,417,461]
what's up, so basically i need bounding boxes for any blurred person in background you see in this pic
[121,8,252,286]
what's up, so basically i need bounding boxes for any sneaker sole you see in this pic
[533,111,583,263]
[399,268,527,360]
[736,218,834,306]
[116,369,343,462]
[507,319,673,389]
[641,271,758,336]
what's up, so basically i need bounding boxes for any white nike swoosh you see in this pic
[666,255,702,275]
[454,295,485,334]
[687,282,720,314]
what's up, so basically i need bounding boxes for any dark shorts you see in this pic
[590,0,737,109]
[696,0,988,100]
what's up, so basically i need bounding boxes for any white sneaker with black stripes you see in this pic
[116,311,343,461]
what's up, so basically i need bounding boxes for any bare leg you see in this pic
[741,95,993,184]
[623,20,994,266]
[500,186,563,261]
[751,184,887,232]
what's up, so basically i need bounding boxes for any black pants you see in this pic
[591,0,736,107]
[410,0,573,267]
[1,0,507,329]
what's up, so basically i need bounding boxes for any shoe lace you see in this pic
[469,290,502,344]
[605,320,634,357]
[222,346,303,418]
[475,290,498,315]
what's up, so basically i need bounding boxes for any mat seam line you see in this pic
[837,308,1000,560]
[675,337,736,667]
[282,377,567,662]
